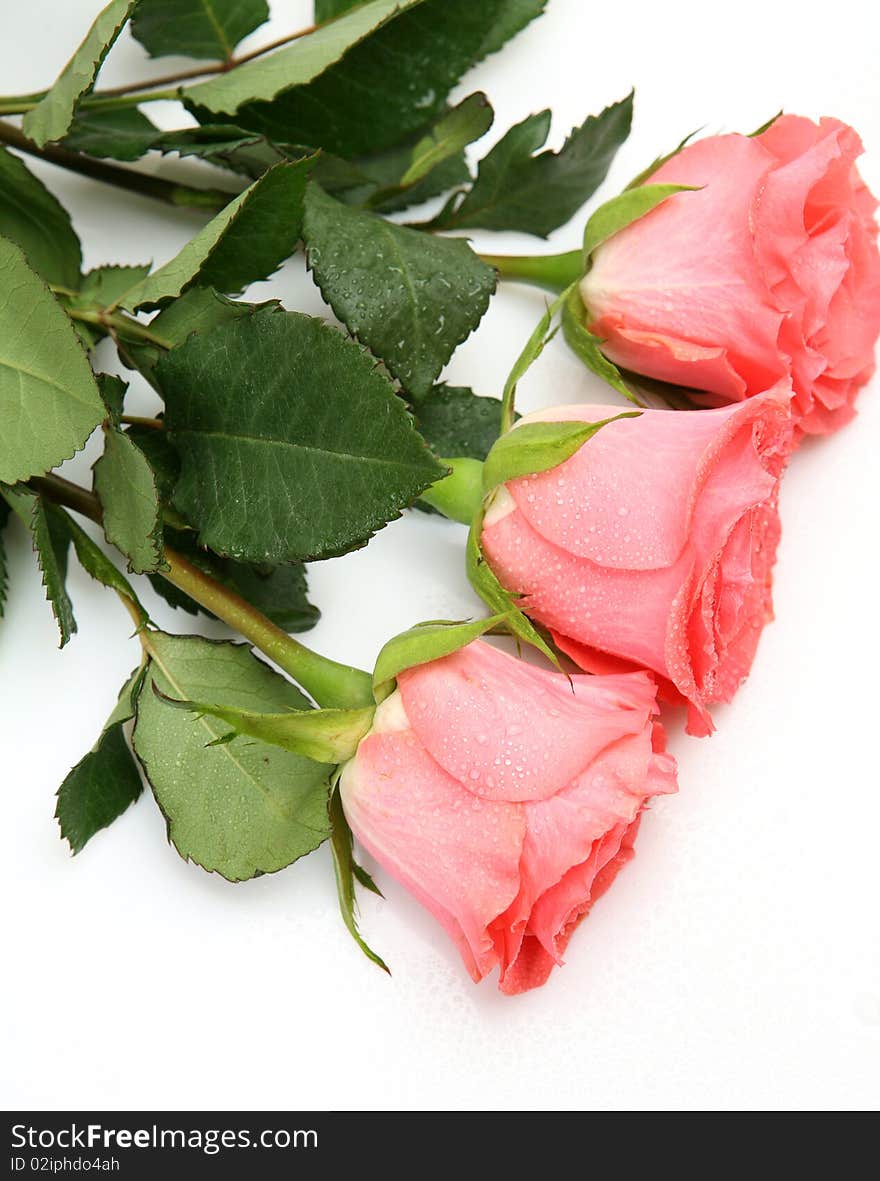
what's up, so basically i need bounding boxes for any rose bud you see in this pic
[580,116,880,437]
[481,390,793,736]
[339,641,676,995]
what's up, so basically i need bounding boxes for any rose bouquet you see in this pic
[0,0,877,996]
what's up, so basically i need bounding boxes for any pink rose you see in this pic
[481,390,793,736]
[581,115,880,437]
[339,641,676,994]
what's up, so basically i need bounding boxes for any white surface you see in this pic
[2,0,879,1112]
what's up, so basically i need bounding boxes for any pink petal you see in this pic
[339,713,525,982]
[581,133,786,397]
[506,394,787,571]
[499,818,643,995]
[398,641,657,803]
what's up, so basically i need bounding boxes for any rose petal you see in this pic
[398,642,657,803]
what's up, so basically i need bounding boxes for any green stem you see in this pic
[0,119,232,210]
[0,19,320,111]
[481,249,584,294]
[80,89,182,112]
[31,473,101,522]
[0,89,181,116]
[164,548,374,710]
[119,414,164,429]
[419,458,485,525]
[31,475,375,712]
[63,303,172,351]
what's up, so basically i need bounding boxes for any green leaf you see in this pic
[582,182,693,260]
[153,287,274,344]
[148,526,319,633]
[156,124,298,178]
[123,286,273,380]
[158,306,446,562]
[61,509,149,625]
[1,487,76,646]
[93,426,165,573]
[0,237,105,485]
[357,150,469,215]
[132,631,333,881]
[80,264,152,309]
[561,284,643,407]
[0,147,82,288]
[193,0,545,158]
[123,425,178,501]
[132,0,270,61]
[479,0,548,54]
[307,118,472,213]
[69,267,152,350]
[329,787,390,974]
[303,183,495,398]
[314,0,362,19]
[396,92,492,189]
[62,106,160,161]
[121,158,314,310]
[96,372,127,424]
[465,509,558,668]
[432,92,634,237]
[185,0,424,112]
[23,0,138,148]
[414,384,507,460]
[482,415,638,492]
[373,613,509,701]
[55,666,146,853]
[154,690,374,763]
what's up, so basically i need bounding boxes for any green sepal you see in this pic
[499,289,565,432]
[582,183,695,261]
[372,612,511,703]
[483,415,639,493]
[465,509,559,669]
[152,686,375,764]
[329,788,390,974]
[624,130,699,189]
[749,112,782,137]
[561,285,644,407]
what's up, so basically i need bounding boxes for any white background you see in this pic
[2,0,879,1112]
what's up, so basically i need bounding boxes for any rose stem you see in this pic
[0,119,232,211]
[31,474,375,711]
[0,21,320,110]
[480,249,584,294]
